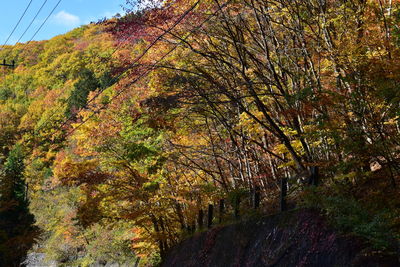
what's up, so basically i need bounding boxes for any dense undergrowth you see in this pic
[301,173,400,253]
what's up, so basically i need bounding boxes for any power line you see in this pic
[34,0,200,135]
[5,0,62,60]
[65,0,230,137]
[31,33,131,135]
[25,0,203,166]
[26,0,231,168]
[1,0,34,49]
[59,0,202,134]
[14,0,49,46]
[26,0,62,44]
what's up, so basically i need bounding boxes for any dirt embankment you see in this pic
[162,209,398,267]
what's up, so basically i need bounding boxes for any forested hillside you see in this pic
[0,0,400,266]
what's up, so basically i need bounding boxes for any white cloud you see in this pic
[53,11,81,27]
[83,9,126,25]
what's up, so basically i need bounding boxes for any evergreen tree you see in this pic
[0,145,38,266]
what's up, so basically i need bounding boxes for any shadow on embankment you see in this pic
[162,209,399,267]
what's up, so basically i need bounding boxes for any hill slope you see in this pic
[163,210,398,267]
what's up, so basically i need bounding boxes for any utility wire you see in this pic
[14,0,49,45]
[59,0,202,134]
[65,0,230,137]
[34,0,200,135]
[26,0,230,167]
[5,0,63,60]
[32,32,130,135]
[27,0,62,44]
[1,0,34,49]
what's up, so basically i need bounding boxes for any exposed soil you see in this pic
[162,209,399,267]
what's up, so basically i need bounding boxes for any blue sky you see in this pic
[0,0,127,45]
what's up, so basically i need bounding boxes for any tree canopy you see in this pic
[1,0,400,265]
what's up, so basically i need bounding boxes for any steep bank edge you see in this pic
[162,209,398,267]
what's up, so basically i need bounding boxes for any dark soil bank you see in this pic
[162,209,398,267]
